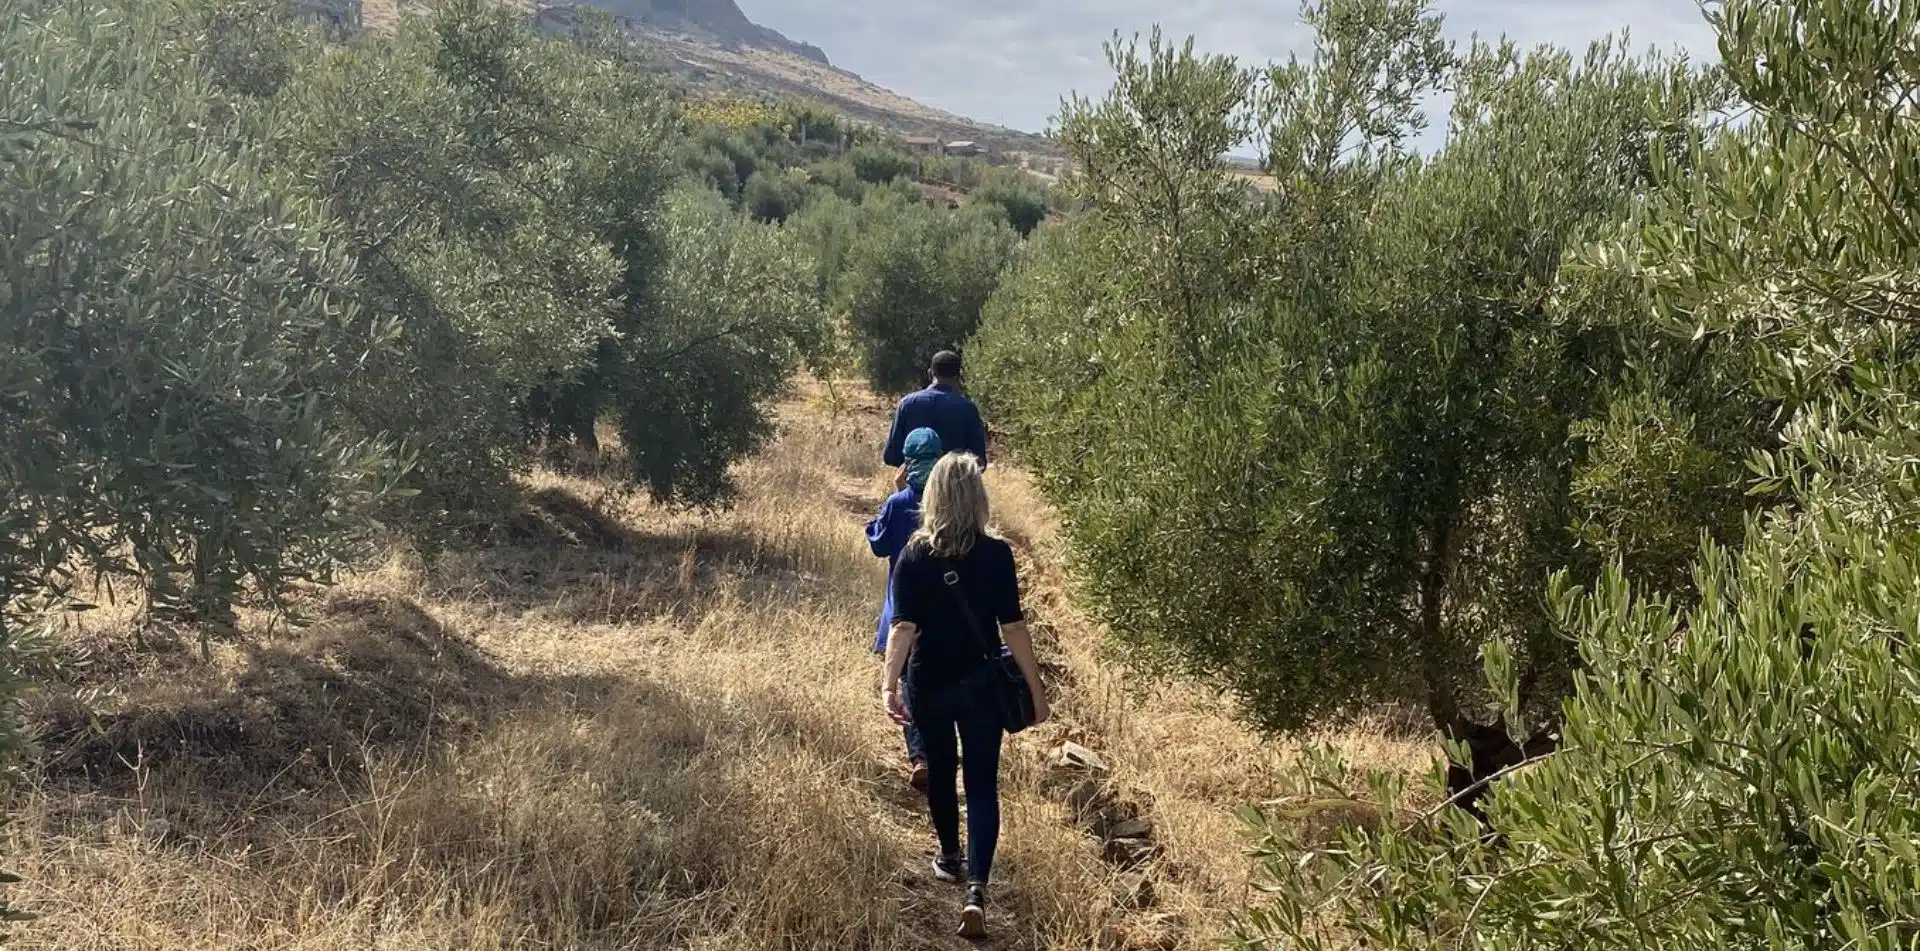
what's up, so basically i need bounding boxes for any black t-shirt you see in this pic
[890,534,1024,697]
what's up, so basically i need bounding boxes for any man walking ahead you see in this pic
[883,351,988,486]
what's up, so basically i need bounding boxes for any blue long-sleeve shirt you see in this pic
[883,383,988,468]
[866,485,924,652]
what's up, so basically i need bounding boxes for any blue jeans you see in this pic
[910,668,1004,884]
[904,723,925,763]
[897,672,925,763]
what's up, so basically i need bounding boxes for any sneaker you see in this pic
[958,885,988,939]
[909,760,928,791]
[931,853,963,884]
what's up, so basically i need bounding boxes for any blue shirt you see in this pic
[883,383,988,468]
[866,486,924,652]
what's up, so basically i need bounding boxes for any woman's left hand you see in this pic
[883,687,911,725]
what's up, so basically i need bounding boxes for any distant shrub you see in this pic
[844,196,1017,392]
[742,169,807,222]
[849,144,912,184]
[687,144,744,196]
[807,159,867,201]
[784,191,866,302]
[970,174,1049,236]
[780,100,843,147]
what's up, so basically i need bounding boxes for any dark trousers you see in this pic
[911,669,1004,884]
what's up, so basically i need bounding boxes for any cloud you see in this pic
[735,0,1720,136]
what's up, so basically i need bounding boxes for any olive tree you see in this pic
[273,0,637,519]
[2,0,401,913]
[270,0,832,518]
[1239,1,1920,947]
[605,185,826,504]
[972,1,1757,796]
[298,8,822,508]
[848,144,913,184]
[3,0,398,634]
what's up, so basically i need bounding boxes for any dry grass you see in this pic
[6,381,1428,950]
[1226,168,1279,193]
[358,0,400,32]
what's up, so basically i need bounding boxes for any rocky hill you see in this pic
[634,28,1055,154]
[556,0,1056,154]
[574,0,829,65]
[354,0,1058,156]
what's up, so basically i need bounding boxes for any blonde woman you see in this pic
[881,452,1050,938]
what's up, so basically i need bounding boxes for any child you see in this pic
[867,426,943,788]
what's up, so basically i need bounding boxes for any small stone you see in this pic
[1064,778,1105,815]
[1107,817,1153,841]
[1112,871,1156,910]
[1052,741,1109,772]
[1105,836,1158,868]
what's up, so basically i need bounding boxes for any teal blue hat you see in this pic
[904,427,943,460]
[903,427,943,491]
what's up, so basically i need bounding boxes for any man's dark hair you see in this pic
[930,350,964,379]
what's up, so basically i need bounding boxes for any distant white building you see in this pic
[946,140,987,157]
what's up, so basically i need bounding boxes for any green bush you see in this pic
[849,144,913,184]
[687,144,745,196]
[784,191,867,302]
[922,154,990,190]
[742,168,807,222]
[967,218,1108,445]
[682,126,791,196]
[1247,508,1920,950]
[608,186,825,504]
[806,158,868,201]
[844,197,1018,392]
[970,173,1050,236]
[780,100,844,149]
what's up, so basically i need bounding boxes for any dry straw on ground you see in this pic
[7,382,1427,950]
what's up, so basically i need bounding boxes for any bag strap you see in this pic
[936,554,1000,663]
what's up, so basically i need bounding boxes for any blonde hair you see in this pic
[912,453,991,557]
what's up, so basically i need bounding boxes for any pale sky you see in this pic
[736,0,1721,141]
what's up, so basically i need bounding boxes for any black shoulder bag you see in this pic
[938,557,1037,734]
